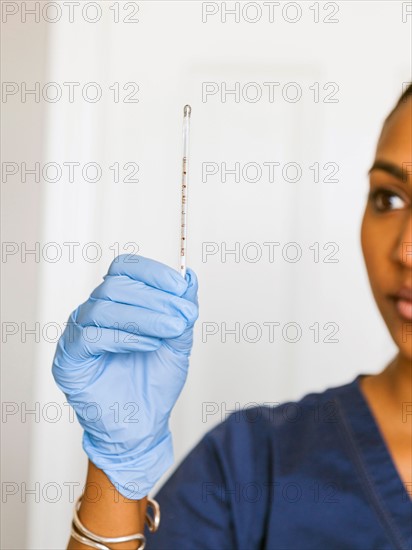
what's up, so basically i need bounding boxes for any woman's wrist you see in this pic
[68,460,148,550]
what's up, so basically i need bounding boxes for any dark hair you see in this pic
[384,82,412,123]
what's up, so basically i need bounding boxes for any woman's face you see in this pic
[361,95,412,361]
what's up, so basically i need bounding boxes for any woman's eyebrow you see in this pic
[368,160,408,182]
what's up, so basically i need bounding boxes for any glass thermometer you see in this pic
[180,105,191,278]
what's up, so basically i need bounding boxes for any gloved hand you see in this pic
[52,255,199,499]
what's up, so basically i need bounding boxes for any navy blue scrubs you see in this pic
[146,374,412,549]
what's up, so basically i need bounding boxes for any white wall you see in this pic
[1,12,49,550]
[1,1,410,548]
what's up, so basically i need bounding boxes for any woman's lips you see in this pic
[395,287,412,302]
[388,287,412,321]
[395,298,412,321]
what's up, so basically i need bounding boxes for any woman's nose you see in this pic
[393,212,412,268]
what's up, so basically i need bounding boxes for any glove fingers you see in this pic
[56,321,161,361]
[68,325,162,358]
[162,269,199,353]
[91,275,198,324]
[75,299,187,339]
[107,255,187,296]
[181,268,199,308]
[53,327,161,390]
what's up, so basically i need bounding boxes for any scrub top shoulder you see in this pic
[145,374,412,550]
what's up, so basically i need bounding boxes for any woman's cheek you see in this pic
[361,209,388,301]
[361,210,374,278]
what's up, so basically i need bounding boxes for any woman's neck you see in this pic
[383,353,412,405]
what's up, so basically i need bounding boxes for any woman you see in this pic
[53,84,412,550]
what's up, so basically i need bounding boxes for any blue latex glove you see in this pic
[52,255,199,499]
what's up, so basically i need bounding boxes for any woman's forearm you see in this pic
[68,460,148,550]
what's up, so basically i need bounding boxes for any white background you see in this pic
[1,1,410,548]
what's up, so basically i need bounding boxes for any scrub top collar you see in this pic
[335,373,412,550]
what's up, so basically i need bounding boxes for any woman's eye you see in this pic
[368,188,406,212]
